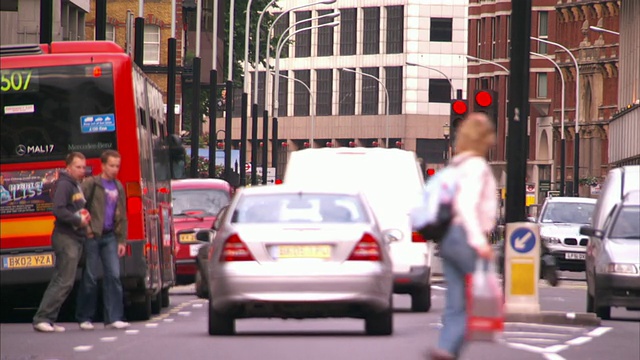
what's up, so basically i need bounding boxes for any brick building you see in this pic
[85,0,186,134]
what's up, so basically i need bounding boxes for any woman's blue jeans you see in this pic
[436,225,477,358]
[76,233,125,325]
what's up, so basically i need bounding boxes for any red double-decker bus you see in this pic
[0,41,186,320]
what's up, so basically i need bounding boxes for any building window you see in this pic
[273,12,290,58]
[429,79,451,103]
[316,69,333,116]
[538,12,548,54]
[506,15,511,58]
[339,68,355,115]
[476,19,482,57]
[340,8,357,56]
[317,10,334,56]
[363,7,380,55]
[361,67,379,115]
[491,18,496,59]
[295,11,311,58]
[431,18,453,42]
[385,66,402,115]
[495,16,501,58]
[106,24,115,42]
[294,70,310,116]
[386,6,403,54]
[537,73,548,98]
[278,71,288,117]
[143,25,160,65]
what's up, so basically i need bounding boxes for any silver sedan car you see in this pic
[197,186,394,336]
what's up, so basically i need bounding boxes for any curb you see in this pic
[505,311,601,326]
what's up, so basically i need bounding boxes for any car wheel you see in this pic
[208,302,235,335]
[126,292,152,321]
[195,271,208,299]
[365,307,393,336]
[411,284,432,312]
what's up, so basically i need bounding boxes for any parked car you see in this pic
[199,185,395,336]
[581,190,640,319]
[171,178,233,285]
[536,196,597,271]
[283,148,432,312]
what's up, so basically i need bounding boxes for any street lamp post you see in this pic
[589,25,620,36]
[208,0,219,178]
[531,36,580,197]
[224,0,236,184]
[531,51,567,197]
[259,0,337,184]
[464,54,510,73]
[339,68,391,147]
[238,0,255,187]
[270,71,316,147]
[273,19,340,176]
[406,61,455,99]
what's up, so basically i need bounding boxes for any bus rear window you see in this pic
[0,63,117,163]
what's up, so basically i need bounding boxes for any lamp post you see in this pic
[208,0,219,178]
[406,61,455,99]
[339,68,390,147]
[261,0,337,185]
[251,0,277,185]
[531,36,580,197]
[223,0,236,184]
[272,19,340,176]
[589,25,620,36]
[270,71,316,148]
[531,51,566,197]
[238,0,256,186]
[443,123,450,162]
[463,54,510,73]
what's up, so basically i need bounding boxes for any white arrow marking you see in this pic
[515,231,533,250]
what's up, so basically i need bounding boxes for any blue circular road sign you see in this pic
[510,227,536,254]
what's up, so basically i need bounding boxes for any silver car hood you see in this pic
[539,223,584,237]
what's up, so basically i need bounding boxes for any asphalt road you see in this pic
[1,275,638,360]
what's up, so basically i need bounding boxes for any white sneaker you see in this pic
[106,321,130,329]
[34,322,65,333]
[79,321,94,330]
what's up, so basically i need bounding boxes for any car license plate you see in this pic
[189,244,204,257]
[179,232,196,243]
[277,245,331,259]
[565,253,585,260]
[1,253,54,270]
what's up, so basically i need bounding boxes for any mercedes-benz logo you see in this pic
[15,145,26,156]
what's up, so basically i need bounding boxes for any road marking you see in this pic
[163,318,175,322]
[431,285,447,291]
[565,336,592,346]
[73,345,93,352]
[178,311,191,316]
[507,322,584,332]
[100,337,117,342]
[507,338,557,344]
[587,327,612,337]
[192,303,204,308]
[503,331,568,338]
[145,323,159,328]
[545,344,569,353]
[125,329,139,335]
[503,342,546,354]
[543,354,566,360]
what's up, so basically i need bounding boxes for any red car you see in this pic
[171,179,233,285]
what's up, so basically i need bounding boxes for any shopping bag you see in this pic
[466,258,504,342]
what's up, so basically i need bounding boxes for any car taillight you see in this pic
[220,234,255,262]
[348,233,381,261]
[412,231,427,243]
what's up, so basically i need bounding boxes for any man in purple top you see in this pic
[76,150,130,330]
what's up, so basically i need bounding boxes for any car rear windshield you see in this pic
[540,202,595,224]
[609,206,640,239]
[172,189,230,216]
[232,193,370,224]
[1,63,116,163]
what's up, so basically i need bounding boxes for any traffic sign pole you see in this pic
[504,222,541,314]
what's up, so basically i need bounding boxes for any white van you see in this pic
[284,148,433,312]
[591,165,640,231]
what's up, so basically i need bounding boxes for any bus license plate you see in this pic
[2,253,54,270]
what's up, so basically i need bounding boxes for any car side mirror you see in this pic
[382,229,403,243]
[196,229,214,242]
[580,226,603,239]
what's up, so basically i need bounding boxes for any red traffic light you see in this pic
[426,168,436,176]
[475,90,493,107]
[452,100,468,115]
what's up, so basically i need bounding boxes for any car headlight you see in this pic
[542,236,561,245]
[607,263,639,274]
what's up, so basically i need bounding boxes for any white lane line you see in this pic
[503,342,546,354]
[73,345,93,352]
[178,311,191,316]
[506,338,558,344]
[163,318,175,322]
[543,353,566,360]
[125,329,139,335]
[100,337,117,342]
[145,323,159,328]
[545,344,569,353]
[503,331,568,338]
[192,303,204,308]
[587,327,612,337]
[506,322,584,332]
[565,336,592,346]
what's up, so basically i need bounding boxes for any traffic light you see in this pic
[472,89,498,129]
[450,99,468,134]
[426,168,436,181]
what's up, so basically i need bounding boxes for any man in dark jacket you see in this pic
[76,150,130,330]
[33,152,90,332]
